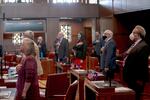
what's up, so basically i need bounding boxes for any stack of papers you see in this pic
[74,69,87,74]
[115,87,132,93]
[0,91,11,99]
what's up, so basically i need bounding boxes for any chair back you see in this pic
[65,80,78,100]
[41,59,56,77]
[45,72,70,98]
[89,56,99,71]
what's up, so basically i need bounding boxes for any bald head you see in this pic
[38,36,43,43]
[104,30,113,37]
[24,30,34,40]
[57,32,64,39]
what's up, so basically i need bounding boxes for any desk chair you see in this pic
[89,56,100,71]
[40,59,56,79]
[49,80,78,100]
[40,72,78,100]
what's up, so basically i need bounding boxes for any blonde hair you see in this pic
[24,30,34,40]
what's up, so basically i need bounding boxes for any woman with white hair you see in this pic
[15,38,39,100]
[16,30,43,76]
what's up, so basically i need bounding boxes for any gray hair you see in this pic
[135,25,146,38]
[104,30,113,37]
[23,38,36,56]
[24,30,34,40]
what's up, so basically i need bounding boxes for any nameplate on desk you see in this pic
[0,91,11,99]
[115,87,133,93]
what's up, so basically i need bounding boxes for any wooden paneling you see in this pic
[0,3,99,18]
[3,33,13,39]
[84,27,92,47]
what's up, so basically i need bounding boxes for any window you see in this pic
[4,0,16,3]
[89,0,97,4]
[60,25,72,42]
[4,0,33,3]
[12,33,23,45]
[52,0,79,3]
[21,0,33,3]
[99,0,109,5]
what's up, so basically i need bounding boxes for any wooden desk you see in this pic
[85,79,135,100]
[70,69,87,100]
[4,78,17,88]
[0,88,16,100]
[0,77,17,88]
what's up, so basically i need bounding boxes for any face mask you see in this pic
[102,36,107,40]
[129,33,135,41]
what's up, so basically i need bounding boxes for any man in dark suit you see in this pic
[101,30,116,80]
[92,32,101,61]
[37,36,47,58]
[123,25,150,100]
[0,45,2,58]
[54,32,69,63]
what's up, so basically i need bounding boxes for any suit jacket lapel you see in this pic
[130,40,142,54]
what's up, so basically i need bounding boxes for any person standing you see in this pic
[72,32,87,69]
[54,32,69,63]
[100,30,116,80]
[37,36,47,58]
[0,45,2,58]
[15,38,39,100]
[99,33,106,71]
[92,32,101,62]
[123,25,150,100]
[16,30,43,76]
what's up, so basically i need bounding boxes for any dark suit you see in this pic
[123,40,149,100]
[58,38,69,62]
[101,38,116,79]
[100,37,105,69]
[93,39,100,57]
[38,42,47,58]
[0,45,2,57]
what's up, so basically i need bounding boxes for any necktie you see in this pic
[123,43,135,67]
[125,43,135,54]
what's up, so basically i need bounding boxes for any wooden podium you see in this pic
[85,79,135,100]
[70,69,87,100]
